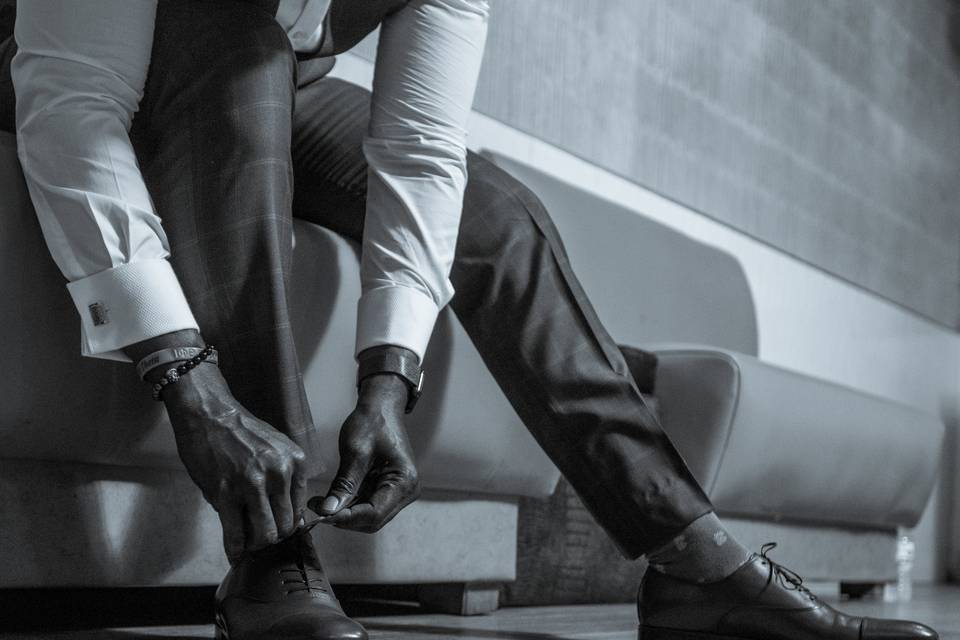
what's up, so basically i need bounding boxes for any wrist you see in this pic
[356,344,422,414]
[160,362,231,417]
[357,373,408,415]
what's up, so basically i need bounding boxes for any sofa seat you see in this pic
[651,345,944,530]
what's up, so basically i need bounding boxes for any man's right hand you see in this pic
[160,363,307,562]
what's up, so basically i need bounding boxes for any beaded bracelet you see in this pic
[152,344,218,401]
[137,346,219,381]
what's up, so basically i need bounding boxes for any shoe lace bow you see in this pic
[759,542,816,601]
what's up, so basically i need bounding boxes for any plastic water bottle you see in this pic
[895,531,915,602]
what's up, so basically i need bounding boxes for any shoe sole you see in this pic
[639,625,751,640]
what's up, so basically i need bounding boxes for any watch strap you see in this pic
[357,346,423,413]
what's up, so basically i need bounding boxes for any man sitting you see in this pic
[1,1,937,638]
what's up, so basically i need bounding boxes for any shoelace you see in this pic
[278,519,329,595]
[758,542,817,602]
[279,566,328,595]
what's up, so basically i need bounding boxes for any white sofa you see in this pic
[0,133,944,612]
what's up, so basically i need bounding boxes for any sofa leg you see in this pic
[418,582,502,615]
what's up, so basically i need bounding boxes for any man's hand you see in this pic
[308,373,420,533]
[162,365,307,561]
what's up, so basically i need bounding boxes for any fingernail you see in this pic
[321,495,341,513]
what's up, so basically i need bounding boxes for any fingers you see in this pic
[267,447,307,539]
[318,466,420,533]
[221,446,306,560]
[217,501,246,563]
[243,487,278,549]
[290,461,308,527]
[268,470,295,540]
[309,453,368,516]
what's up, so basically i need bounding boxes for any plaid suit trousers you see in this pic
[0,0,712,557]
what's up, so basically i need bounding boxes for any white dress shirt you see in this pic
[13,0,488,363]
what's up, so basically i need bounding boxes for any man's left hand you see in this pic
[308,373,421,532]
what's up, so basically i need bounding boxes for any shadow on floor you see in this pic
[0,586,216,633]
[0,585,427,635]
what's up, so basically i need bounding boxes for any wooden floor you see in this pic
[0,585,957,639]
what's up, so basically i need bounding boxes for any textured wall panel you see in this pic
[467,0,960,327]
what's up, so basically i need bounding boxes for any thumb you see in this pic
[310,455,367,516]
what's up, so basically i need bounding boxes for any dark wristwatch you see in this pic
[356,346,424,414]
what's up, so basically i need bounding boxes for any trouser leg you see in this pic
[129,0,322,467]
[291,74,713,558]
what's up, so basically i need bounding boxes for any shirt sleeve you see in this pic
[356,0,489,362]
[12,0,198,362]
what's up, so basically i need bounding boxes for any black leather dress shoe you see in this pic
[637,544,937,640]
[214,528,367,640]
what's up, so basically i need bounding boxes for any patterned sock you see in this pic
[645,512,752,583]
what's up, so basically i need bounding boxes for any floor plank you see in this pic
[0,585,957,640]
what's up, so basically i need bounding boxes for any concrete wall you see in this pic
[332,48,958,582]
[467,0,960,330]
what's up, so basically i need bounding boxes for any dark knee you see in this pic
[452,155,568,314]
[135,0,296,160]
[461,153,558,256]
[150,0,295,104]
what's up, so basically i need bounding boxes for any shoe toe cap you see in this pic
[267,613,368,640]
[861,618,938,640]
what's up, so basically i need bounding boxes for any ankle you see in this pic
[645,512,751,583]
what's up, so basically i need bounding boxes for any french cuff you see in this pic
[355,285,440,363]
[66,259,199,362]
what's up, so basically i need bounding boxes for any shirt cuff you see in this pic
[65,259,200,362]
[355,285,440,363]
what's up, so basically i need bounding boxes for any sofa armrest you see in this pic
[649,344,944,529]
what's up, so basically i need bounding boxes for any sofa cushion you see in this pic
[651,344,944,529]
[485,153,759,356]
